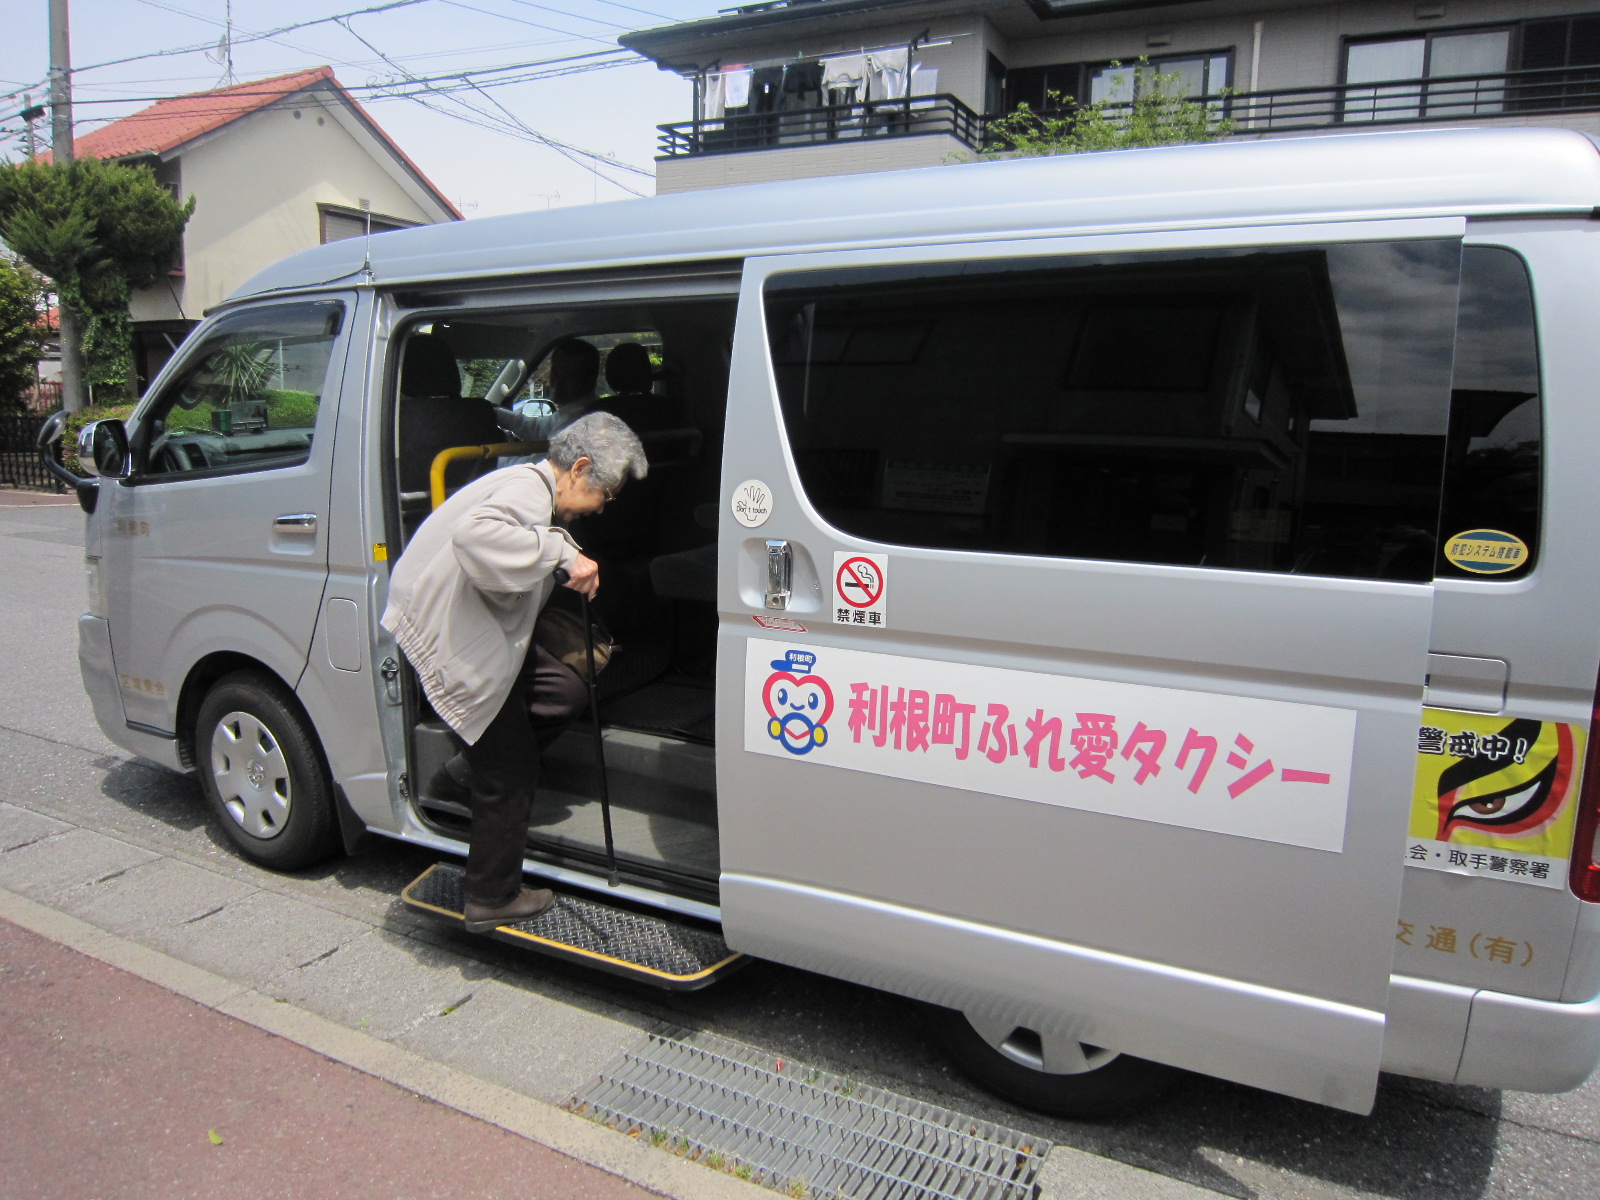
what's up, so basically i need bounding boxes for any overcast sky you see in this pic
[1,0,726,217]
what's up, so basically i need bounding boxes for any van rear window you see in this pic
[1436,247,1542,579]
[765,240,1462,581]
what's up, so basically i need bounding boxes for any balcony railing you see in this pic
[657,93,985,158]
[1217,62,1600,132]
[657,64,1600,160]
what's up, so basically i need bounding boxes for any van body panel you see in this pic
[293,293,396,835]
[1391,224,1600,1006]
[99,294,357,738]
[99,468,333,734]
[77,615,126,741]
[1561,900,1600,1004]
[723,874,1384,1112]
[1455,985,1600,1093]
[1381,975,1473,1083]
[1391,868,1576,1000]
[715,221,1464,1113]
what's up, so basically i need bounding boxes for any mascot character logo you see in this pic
[762,650,834,756]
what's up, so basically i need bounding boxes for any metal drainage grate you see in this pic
[568,1028,1049,1200]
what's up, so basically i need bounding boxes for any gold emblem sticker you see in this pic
[1443,529,1529,575]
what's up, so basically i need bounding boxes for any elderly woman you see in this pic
[382,412,648,932]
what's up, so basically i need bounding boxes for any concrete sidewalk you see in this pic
[0,791,1214,1200]
[0,915,658,1200]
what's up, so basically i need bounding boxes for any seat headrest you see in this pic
[400,333,461,399]
[604,342,654,397]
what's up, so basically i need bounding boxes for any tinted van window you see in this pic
[765,240,1461,581]
[139,301,344,479]
[1436,246,1541,578]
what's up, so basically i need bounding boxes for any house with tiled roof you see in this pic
[64,66,459,388]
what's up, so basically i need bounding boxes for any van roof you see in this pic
[232,127,1600,303]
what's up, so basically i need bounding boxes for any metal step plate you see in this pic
[569,1027,1050,1200]
[401,863,743,991]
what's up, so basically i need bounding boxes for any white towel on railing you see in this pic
[822,54,866,93]
[703,72,725,120]
[867,47,909,100]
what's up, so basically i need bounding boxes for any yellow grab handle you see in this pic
[429,441,545,510]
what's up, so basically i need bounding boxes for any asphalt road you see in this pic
[4,494,1600,1200]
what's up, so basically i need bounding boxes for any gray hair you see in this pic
[547,411,648,492]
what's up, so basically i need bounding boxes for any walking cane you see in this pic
[556,572,617,896]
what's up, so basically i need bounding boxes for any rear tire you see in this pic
[923,1004,1173,1119]
[194,670,341,871]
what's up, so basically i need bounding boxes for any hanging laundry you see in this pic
[909,63,939,96]
[866,47,910,101]
[782,61,824,108]
[702,72,725,121]
[822,53,867,95]
[723,66,752,109]
[751,65,785,114]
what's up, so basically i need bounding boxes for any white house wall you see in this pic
[657,131,972,192]
[995,0,1600,93]
[130,95,438,323]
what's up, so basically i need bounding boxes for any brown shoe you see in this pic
[463,886,555,933]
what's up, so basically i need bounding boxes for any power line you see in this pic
[334,19,646,194]
[498,0,631,31]
[74,0,434,74]
[52,50,636,111]
[591,0,679,21]
[434,0,622,48]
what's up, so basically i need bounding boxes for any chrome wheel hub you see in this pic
[966,1012,1121,1075]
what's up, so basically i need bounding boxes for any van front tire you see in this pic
[923,1004,1173,1119]
[195,671,341,871]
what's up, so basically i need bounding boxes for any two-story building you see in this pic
[67,66,459,389]
[621,0,1600,192]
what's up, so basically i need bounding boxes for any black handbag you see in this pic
[533,604,615,681]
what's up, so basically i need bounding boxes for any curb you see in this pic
[0,887,768,1200]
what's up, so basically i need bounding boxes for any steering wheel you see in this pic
[149,432,198,474]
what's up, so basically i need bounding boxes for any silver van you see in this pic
[52,126,1600,1118]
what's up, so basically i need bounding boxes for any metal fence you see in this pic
[0,412,67,493]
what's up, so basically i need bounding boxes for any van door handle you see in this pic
[765,539,792,610]
[273,513,318,533]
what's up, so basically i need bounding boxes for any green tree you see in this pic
[982,60,1232,158]
[0,256,47,414]
[0,156,194,404]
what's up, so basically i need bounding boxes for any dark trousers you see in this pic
[459,643,586,906]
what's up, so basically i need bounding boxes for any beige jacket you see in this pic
[380,462,581,744]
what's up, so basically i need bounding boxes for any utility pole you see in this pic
[49,0,86,412]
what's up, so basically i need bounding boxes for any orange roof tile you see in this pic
[72,66,337,160]
[59,66,459,219]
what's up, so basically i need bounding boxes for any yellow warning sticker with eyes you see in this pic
[1405,709,1585,889]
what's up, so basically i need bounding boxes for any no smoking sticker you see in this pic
[833,552,888,628]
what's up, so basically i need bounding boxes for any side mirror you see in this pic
[77,419,131,480]
[36,409,99,511]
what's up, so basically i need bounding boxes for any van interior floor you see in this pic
[600,675,715,743]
